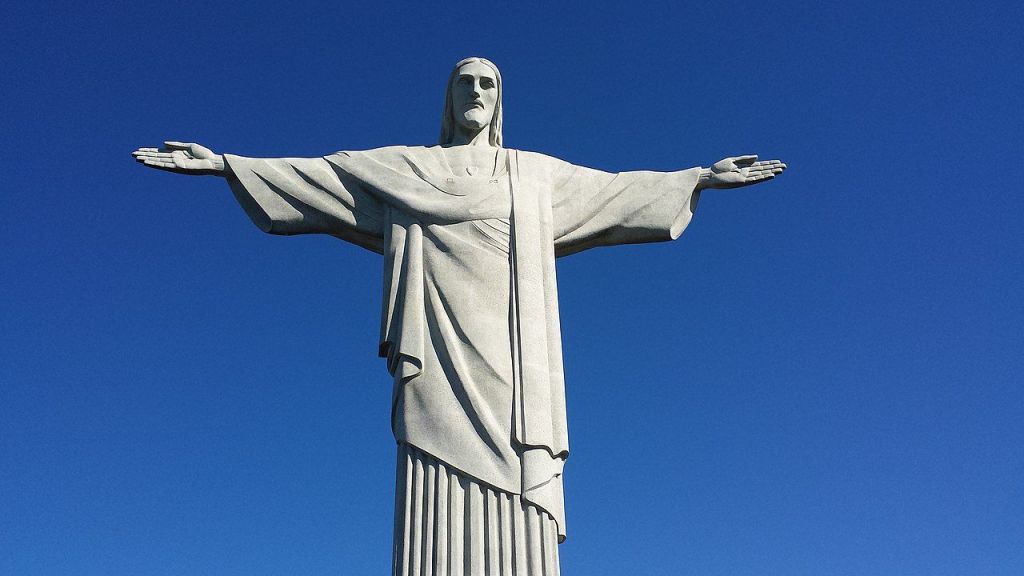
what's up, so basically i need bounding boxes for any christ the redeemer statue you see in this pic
[133,57,786,576]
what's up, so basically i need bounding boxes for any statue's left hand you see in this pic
[701,155,786,189]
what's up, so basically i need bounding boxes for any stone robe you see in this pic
[223,146,701,542]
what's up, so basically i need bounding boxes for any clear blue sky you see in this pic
[2,1,1021,575]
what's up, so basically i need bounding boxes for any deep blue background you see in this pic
[2,1,1022,575]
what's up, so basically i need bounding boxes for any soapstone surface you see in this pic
[132,56,786,575]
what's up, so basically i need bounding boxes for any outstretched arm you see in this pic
[132,141,227,176]
[548,152,787,256]
[131,142,386,252]
[696,155,787,190]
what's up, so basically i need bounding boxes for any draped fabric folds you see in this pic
[394,443,560,576]
[223,146,703,556]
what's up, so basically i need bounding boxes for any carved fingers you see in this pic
[132,147,181,171]
[132,142,219,174]
[742,159,787,183]
[705,156,787,189]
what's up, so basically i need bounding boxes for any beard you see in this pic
[458,107,491,130]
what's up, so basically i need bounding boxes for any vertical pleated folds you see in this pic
[394,444,560,576]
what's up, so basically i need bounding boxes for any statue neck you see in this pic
[450,124,492,147]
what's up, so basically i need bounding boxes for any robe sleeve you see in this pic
[223,154,387,254]
[549,159,702,257]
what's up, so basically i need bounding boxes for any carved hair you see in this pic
[439,57,503,147]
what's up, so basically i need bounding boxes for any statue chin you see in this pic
[457,109,490,131]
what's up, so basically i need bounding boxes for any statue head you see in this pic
[439,57,503,147]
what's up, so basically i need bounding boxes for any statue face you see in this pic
[450,61,498,132]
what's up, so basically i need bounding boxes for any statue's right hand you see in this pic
[132,141,226,176]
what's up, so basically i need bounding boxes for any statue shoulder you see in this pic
[330,144,432,159]
[326,145,448,180]
[506,148,567,170]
